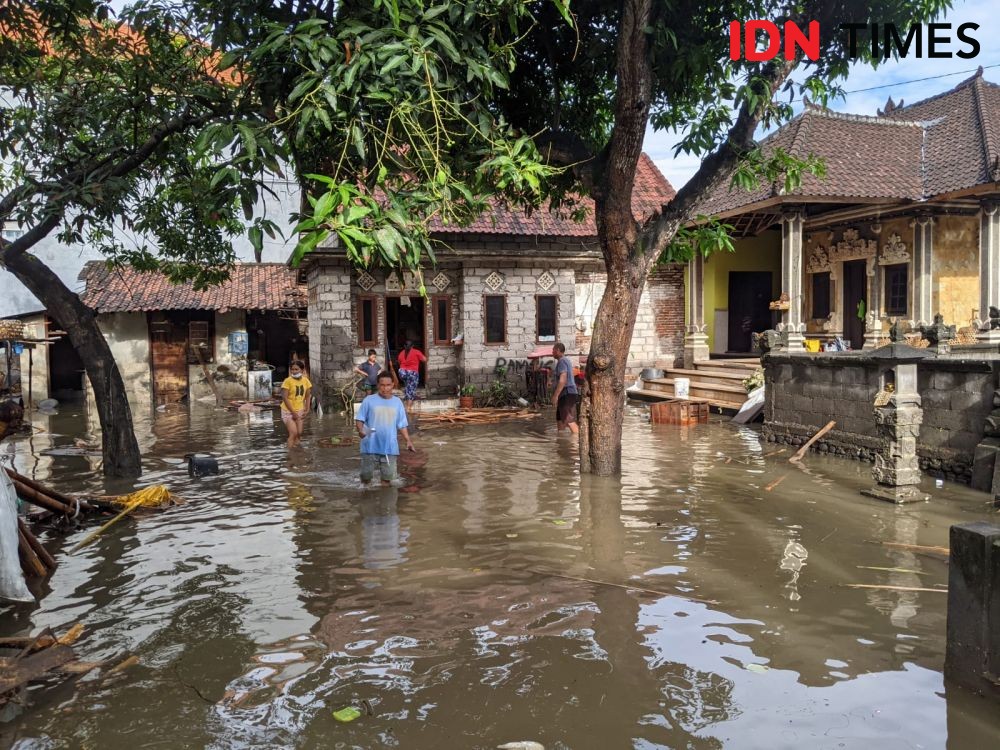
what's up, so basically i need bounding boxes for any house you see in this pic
[298,154,682,405]
[680,68,1000,365]
[72,263,308,407]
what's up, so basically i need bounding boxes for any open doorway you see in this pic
[843,260,868,351]
[386,296,426,385]
[47,319,85,400]
[247,311,308,382]
[727,271,773,353]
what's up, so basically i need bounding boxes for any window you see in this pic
[884,264,908,316]
[536,295,557,341]
[811,272,831,319]
[186,313,214,363]
[484,295,506,344]
[433,295,452,344]
[357,296,377,346]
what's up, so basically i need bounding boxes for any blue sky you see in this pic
[649,0,1000,190]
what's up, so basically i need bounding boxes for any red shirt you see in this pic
[398,348,426,371]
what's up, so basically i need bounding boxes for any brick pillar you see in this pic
[683,254,709,367]
[780,210,806,350]
[306,259,355,407]
[978,201,1000,341]
[910,215,934,329]
[945,522,1000,700]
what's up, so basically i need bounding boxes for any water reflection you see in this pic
[1,406,999,748]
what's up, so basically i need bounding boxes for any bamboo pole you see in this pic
[193,345,223,407]
[18,527,47,577]
[843,584,946,593]
[10,478,72,515]
[5,469,88,512]
[789,421,836,463]
[18,519,56,571]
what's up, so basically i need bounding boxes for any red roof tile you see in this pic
[80,263,307,313]
[431,153,675,236]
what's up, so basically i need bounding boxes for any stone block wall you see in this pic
[460,262,576,391]
[762,351,999,485]
[575,264,685,377]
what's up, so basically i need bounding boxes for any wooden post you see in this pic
[789,421,837,463]
[18,519,56,571]
[27,345,32,411]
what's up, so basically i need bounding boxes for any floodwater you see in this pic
[2,401,1000,749]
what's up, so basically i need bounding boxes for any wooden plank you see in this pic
[0,645,76,694]
[789,421,836,463]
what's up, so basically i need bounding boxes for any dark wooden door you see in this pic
[148,313,188,404]
[728,271,773,353]
[843,260,868,351]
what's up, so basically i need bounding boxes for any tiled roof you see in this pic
[431,153,675,236]
[694,70,1000,219]
[80,263,307,313]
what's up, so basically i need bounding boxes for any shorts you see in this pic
[361,453,398,483]
[557,393,579,424]
[281,408,306,423]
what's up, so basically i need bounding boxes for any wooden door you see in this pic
[843,260,868,351]
[148,313,188,404]
[727,271,773,353]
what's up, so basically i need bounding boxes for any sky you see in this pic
[648,0,1000,190]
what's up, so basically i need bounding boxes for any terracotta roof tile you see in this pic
[695,72,1000,219]
[431,153,675,236]
[80,263,307,313]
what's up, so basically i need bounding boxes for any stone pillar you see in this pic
[864,256,882,349]
[910,215,934,329]
[305,258,355,408]
[978,201,1000,340]
[862,346,929,504]
[945,522,1000,700]
[683,253,709,367]
[780,211,806,350]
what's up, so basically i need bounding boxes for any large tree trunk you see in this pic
[4,251,142,478]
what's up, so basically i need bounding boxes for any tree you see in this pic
[483,0,953,475]
[0,0,550,476]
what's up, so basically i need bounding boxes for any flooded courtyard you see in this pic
[3,402,1000,749]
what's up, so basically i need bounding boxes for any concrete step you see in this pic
[641,377,750,410]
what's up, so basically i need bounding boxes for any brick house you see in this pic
[75,263,307,407]
[300,154,682,405]
[681,69,1000,365]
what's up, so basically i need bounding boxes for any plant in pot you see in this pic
[459,384,476,409]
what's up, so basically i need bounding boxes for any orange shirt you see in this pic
[398,348,426,371]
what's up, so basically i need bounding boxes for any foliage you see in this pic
[479,365,519,407]
[460,383,476,396]
[742,368,764,394]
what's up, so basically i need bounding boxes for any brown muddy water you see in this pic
[2,401,1000,749]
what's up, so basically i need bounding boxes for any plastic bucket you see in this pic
[804,339,821,353]
[674,377,690,399]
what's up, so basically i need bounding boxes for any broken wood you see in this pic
[843,584,947,593]
[108,654,139,674]
[881,541,950,559]
[764,475,787,491]
[788,421,836,463]
[9,477,72,515]
[5,469,89,513]
[18,518,56,571]
[0,645,76,694]
[0,635,56,652]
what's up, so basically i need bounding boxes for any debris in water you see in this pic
[745,663,770,674]
[498,743,545,750]
[333,706,362,722]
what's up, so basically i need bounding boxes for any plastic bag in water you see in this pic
[0,470,33,602]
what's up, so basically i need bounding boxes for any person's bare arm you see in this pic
[281,387,294,413]
[301,386,312,417]
[356,419,366,438]
[552,371,567,405]
[400,427,415,451]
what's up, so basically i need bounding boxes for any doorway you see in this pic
[843,260,868,351]
[385,296,426,385]
[148,312,189,404]
[48,318,85,400]
[727,271,773,353]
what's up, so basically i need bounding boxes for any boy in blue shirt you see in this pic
[355,372,415,485]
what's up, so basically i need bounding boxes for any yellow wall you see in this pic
[701,230,782,351]
[932,214,979,328]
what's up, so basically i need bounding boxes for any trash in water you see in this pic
[745,663,770,674]
[498,743,545,750]
[333,706,362,722]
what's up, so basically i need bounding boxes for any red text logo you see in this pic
[729,20,820,61]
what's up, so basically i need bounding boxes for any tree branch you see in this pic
[644,58,797,260]
[535,130,597,190]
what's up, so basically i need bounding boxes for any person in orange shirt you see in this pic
[396,340,426,411]
[280,360,312,447]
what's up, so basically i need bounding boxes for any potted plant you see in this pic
[459,384,476,409]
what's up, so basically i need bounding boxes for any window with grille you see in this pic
[358,296,377,346]
[433,295,452,344]
[884,264,908,316]
[484,295,506,344]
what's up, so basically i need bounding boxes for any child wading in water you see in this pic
[355,371,414,485]
[280,360,312,447]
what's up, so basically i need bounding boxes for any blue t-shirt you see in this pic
[356,394,409,455]
[554,356,578,395]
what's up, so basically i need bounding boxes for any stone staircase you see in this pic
[632,358,759,412]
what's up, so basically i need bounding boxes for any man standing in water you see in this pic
[551,342,579,435]
[355,372,415,485]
